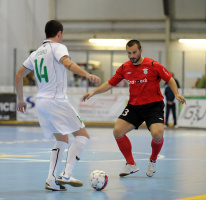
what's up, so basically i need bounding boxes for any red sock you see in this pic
[150,138,164,161]
[115,135,135,165]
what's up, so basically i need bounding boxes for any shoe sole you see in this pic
[57,179,83,187]
[45,184,67,191]
[146,171,156,177]
[119,169,139,177]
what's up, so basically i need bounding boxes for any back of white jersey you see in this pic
[23,40,69,99]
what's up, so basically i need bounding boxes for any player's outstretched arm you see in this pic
[15,65,31,113]
[60,56,101,85]
[81,81,113,102]
[168,77,186,104]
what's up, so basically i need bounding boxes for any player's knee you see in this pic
[113,127,124,138]
[81,131,90,139]
[73,128,90,139]
[152,129,164,141]
[54,133,69,143]
[85,134,90,139]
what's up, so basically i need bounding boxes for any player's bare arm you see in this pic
[60,56,101,85]
[168,77,186,104]
[15,65,32,113]
[81,81,113,102]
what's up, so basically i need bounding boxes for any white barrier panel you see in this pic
[17,94,128,123]
[16,91,206,129]
[178,98,206,128]
[69,95,128,122]
[0,93,16,120]
[17,94,38,121]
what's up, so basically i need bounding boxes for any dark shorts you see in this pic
[118,101,165,131]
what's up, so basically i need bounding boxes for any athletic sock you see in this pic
[150,137,164,161]
[63,136,89,176]
[47,141,68,182]
[115,135,135,165]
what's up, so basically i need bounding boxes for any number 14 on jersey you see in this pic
[34,58,49,83]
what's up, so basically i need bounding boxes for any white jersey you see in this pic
[23,40,69,99]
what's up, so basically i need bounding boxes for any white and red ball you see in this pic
[89,170,108,190]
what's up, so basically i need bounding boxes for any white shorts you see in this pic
[36,98,85,138]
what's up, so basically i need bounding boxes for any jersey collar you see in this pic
[42,40,52,44]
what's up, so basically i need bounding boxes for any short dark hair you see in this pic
[126,40,142,50]
[45,20,63,38]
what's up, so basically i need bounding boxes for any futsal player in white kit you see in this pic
[15,20,101,191]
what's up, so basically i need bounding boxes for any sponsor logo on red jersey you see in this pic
[128,78,148,84]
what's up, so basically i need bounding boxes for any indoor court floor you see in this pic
[0,126,206,200]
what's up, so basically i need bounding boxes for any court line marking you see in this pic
[0,151,165,163]
[0,157,157,163]
[0,139,55,144]
[176,194,206,200]
[0,154,37,158]
[1,156,206,164]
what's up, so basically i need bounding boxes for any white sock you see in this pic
[63,136,89,176]
[47,141,67,182]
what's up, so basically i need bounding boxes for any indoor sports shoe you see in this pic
[45,180,67,191]
[57,174,83,187]
[146,160,156,177]
[119,163,139,177]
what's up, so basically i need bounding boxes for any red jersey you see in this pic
[108,57,172,105]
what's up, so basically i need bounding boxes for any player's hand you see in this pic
[175,95,186,104]
[81,92,94,102]
[17,100,27,113]
[87,74,101,85]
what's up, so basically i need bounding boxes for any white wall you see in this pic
[56,0,165,20]
[0,0,205,89]
[170,41,206,88]
[0,0,50,86]
[175,0,206,19]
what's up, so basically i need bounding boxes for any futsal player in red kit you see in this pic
[82,40,186,177]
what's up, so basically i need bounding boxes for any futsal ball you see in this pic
[89,170,108,190]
